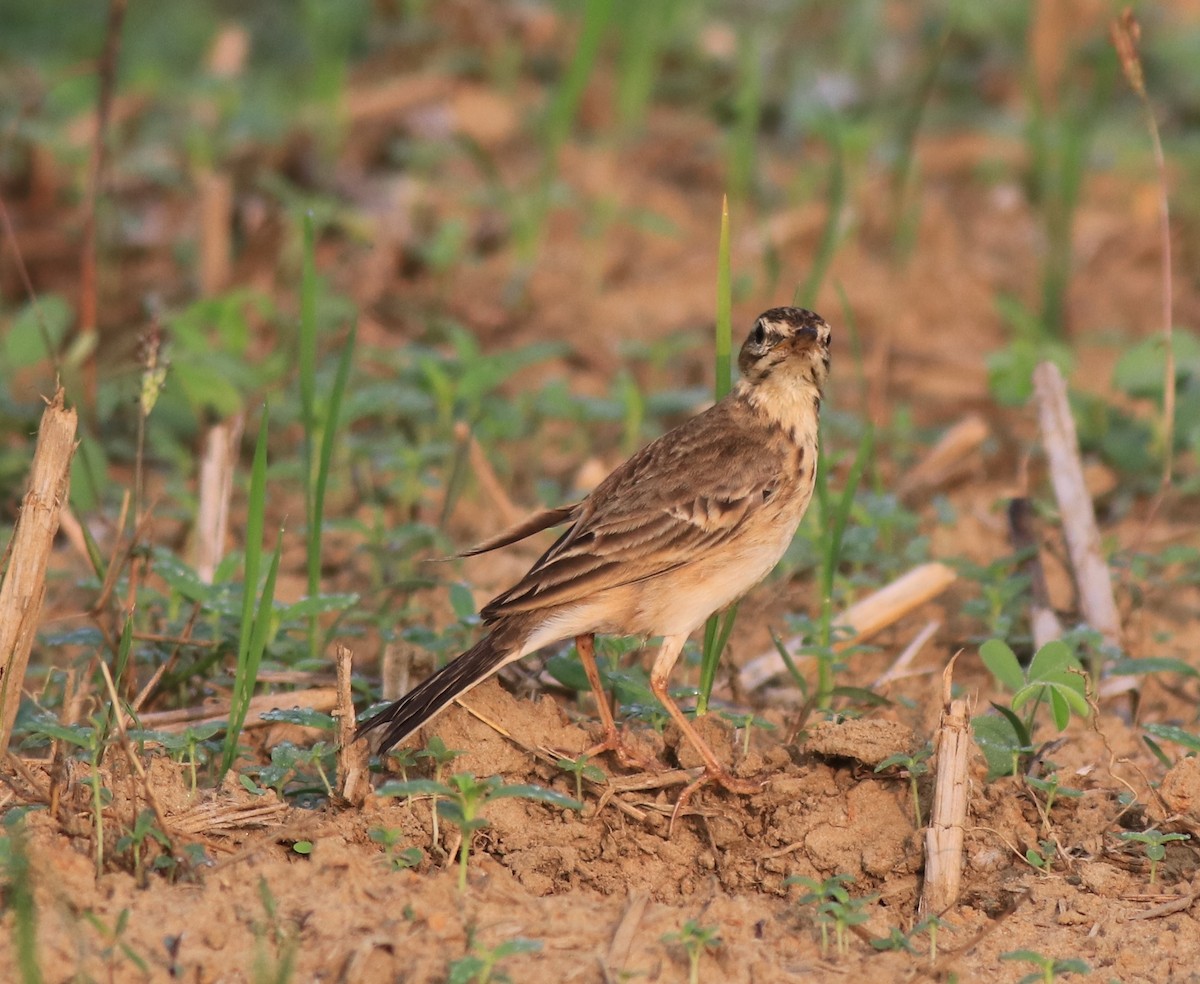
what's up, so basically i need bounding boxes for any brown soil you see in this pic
[4,5,1200,983]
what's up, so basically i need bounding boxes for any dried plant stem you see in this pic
[193,415,244,583]
[1032,362,1128,693]
[0,390,78,749]
[1111,9,1174,494]
[335,645,369,806]
[135,688,338,732]
[738,562,957,693]
[921,657,970,917]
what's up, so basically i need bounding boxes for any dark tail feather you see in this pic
[356,633,511,754]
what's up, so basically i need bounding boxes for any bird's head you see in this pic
[737,307,832,392]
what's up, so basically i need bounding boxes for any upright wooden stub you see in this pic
[0,389,78,749]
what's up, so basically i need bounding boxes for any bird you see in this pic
[358,306,831,815]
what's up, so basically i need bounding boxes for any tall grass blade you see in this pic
[813,425,873,706]
[307,321,356,656]
[698,196,735,714]
[219,407,271,779]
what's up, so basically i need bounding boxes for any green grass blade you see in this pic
[307,320,356,656]
[714,195,733,400]
[698,196,735,713]
[220,406,270,779]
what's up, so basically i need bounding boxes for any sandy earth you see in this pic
[4,5,1200,982]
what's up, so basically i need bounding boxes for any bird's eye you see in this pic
[752,322,766,347]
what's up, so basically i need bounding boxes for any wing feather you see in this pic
[481,401,785,622]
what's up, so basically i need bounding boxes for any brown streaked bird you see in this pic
[359,307,831,811]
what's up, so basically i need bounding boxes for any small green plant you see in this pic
[83,908,149,981]
[367,827,424,871]
[377,773,580,891]
[115,809,172,886]
[448,937,542,984]
[1001,949,1091,983]
[874,745,931,828]
[971,639,1089,779]
[555,754,606,803]
[417,736,465,847]
[787,873,877,957]
[1118,829,1191,886]
[718,711,778,759]
[1025,770,1083,832]
[662,919,721,984]
[1024,838,1058,873]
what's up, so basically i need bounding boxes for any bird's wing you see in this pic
[481,401,789,621]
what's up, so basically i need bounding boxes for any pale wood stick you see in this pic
[135,687,338,732]
[898,414,989,499]
[875,619,941,687]
[335,644,369,806]
[193,414,243,583]
[0,389,78,749]
[1032,363,1130,695]
[739,561,957,692]
[921,655,971,916]
[197,169,233,295]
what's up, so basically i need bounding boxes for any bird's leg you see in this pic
[577,634,647,769]
[649,634,764,831]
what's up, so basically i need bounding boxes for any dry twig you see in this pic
[0,389,78,749]
[739,561,956,692]
[920,654,971,917]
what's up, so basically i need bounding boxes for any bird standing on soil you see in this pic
[359,307,831,811]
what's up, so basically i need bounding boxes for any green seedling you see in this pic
[132,724,221,796]
[448,937,542,984]
[971,639,1089,779]
[1118,829,1191,886]
[115,809,172,886]
[1025,839,1058,873]
[555,754,606,803]
[29,714,112,876]
[719,711,778,759]
[417,736,465,847]
[875,745,932,829]
[870,927,917,954]
[1141,722,1200,769]
[662,920,721,984]
[1025,771,1083,831]
[83,908,149,980]
[367,827,424,871]
[1001,949,1091,984]
[913,914,950,964]
[387,746,420,783]
[787,873,877,957]
[240,741,335,801]
[377,773,580,892]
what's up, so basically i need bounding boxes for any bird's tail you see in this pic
[356,632,512,754]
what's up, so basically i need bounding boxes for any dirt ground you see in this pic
[4,5,1200,983]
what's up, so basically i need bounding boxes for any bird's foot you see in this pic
[669,766,766,836]
[582,725,653,771]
